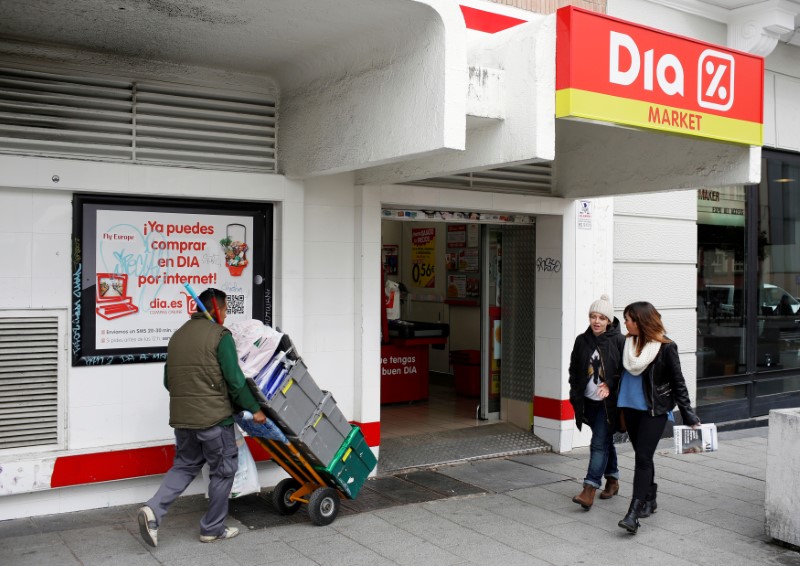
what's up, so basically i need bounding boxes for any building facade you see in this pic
[0,0,795,520]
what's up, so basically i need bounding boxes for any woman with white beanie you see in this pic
[568,294,626,510]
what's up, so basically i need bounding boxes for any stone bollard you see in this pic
[765,408,800,547]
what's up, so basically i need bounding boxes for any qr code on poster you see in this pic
[227,294,245,315]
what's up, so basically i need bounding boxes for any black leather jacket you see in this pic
[568,317,625,431]
[638,341,701,425]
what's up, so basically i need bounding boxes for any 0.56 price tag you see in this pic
[412,262,433,284]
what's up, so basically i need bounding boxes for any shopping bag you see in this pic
[230,426,261,498]
[202,426,262,498]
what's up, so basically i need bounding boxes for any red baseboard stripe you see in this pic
[49,421,381,488]
[533,396,574,421]
[51,445,176,488]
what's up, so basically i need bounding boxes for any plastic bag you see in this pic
[229,319,283,378]
[230,426,261,498]
[200,426,261,499]
[385,279,400,320]
[234,412,288,443]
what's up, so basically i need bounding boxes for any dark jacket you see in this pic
[568,317,626,431]
[639,341,701,425]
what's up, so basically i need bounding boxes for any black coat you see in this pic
[637,341,701,425]
[568,317,626,431]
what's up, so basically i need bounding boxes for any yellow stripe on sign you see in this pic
[342,448,352,462]
[555,88,762,146]
[281,379,294,395]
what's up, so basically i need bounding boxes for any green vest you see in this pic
[166,313,233,429]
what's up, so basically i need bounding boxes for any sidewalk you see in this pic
[2,427,798,566]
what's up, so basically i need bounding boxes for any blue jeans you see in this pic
[583,399,619,488]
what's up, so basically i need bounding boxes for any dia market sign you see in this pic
[555,7,763,146]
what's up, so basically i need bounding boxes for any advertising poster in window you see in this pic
[72,195,273,366]
[411,227,436,288]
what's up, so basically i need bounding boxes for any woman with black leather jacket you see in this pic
[617,301,701,534]
[568,295,626,510]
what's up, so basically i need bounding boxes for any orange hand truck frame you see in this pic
[254,437,346,526]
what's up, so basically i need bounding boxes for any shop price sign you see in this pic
[555,6,763,146]
[411,227,436,288]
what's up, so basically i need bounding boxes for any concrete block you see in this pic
[765,408,800,547]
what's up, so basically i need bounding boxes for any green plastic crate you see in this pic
[315,425,377,499]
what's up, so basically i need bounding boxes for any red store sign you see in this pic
[556,6,763,146]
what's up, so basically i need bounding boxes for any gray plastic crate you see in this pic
[289,391,352,467]
[263,360,325,437]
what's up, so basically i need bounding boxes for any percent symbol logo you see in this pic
[697,49,735,111]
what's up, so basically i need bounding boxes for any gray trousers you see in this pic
[146,424,238,536]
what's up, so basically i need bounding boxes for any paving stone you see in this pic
[222,539,311,566]
[366,535,464,566]
[1,543,84,566]
[287,533,394,566]
[437,458,570,493]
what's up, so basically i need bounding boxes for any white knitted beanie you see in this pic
[589,294,614,322]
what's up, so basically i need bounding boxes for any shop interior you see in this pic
[380,217,505,441]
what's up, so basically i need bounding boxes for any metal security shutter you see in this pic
[405,162,553,195]
[500,225,536,402]
[0,317,59,449]
[0,66,276,172]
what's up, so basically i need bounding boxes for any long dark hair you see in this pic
[623,301,671,355]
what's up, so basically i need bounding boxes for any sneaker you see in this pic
[199,526,239,543]
[137,505,158,547]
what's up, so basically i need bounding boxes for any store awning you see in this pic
[359,6,763,197]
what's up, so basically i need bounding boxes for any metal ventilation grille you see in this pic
[0,67,276,172]
[0,67,134,159]
[134,84,275,169]
[405,162,554,195]
[0,317,59,449]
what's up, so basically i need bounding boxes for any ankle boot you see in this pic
[640,483,658,518]
[599,477,619,500]
[618,498,646,533]
[571,484,597,510]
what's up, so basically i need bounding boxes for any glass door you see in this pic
[481,227,502,418]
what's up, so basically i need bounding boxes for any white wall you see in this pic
[535,198,615,452]
[614,190,699,403]
[301,173,359,421]
[0,155,304,518]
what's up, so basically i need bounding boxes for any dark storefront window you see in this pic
[696,150,800,421]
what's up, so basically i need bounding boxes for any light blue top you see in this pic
[618,370,648,410]
[618,369,675,421]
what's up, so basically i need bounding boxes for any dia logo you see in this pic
[697,50,734,111]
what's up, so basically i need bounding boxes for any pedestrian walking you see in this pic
[568,294,625,510]
[617,301,701,534]
[137,288,268,547]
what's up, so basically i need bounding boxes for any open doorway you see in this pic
[379,217,537,453]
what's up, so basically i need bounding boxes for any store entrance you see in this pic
[379,217,537,469]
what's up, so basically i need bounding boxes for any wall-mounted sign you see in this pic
[382,244,399,275]
[411,227,436,288]
[72,195,273,366]
[578,200,592,230]
[697,187,745,227]
[556,6,763,146]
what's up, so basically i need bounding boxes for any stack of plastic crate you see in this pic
[245,333,376,497]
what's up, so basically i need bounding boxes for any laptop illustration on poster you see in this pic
[95,273,139,320]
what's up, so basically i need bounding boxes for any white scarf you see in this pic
[623,336,661,376]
